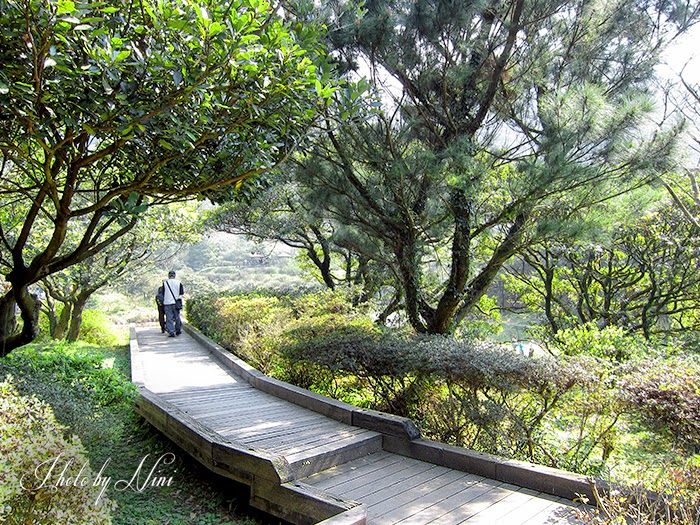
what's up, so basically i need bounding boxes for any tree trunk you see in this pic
[0,292,18,355]
[0,285,41,357]
[54,301,73,340]
[429,189,472,334]
[395,231,427,333]
[67,293,90,342]
[543,265,559,334]
[453,212,529,330]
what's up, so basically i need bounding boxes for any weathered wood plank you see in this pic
[481,491,571,525]
[248,422,377,452]
[370,480,504,525]
[316,455,428,495]
[211,413,349,444]
[303,451,406,488]
[282,430,381,460]
[521,500,582,525]
[133,325,591,525]
[341,462,446,503]
[368,468,472,520]
[179,398,295,421]
[454,489,544,524]
[423,482,518,525]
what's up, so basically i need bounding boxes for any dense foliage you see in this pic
[0,0,333,353]
[210,0,698,336]
[0,378,114,525]
[0,342,267,525]
[189,288,700,521]
[187,290,694,470]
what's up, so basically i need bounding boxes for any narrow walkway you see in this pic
[131,324,589,525]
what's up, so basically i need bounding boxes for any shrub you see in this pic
[621,358,700,451]
[414,337,624,472]
[0,343,137,447]
[79,309,126,346]
[552,324,654,361]
[0,378,115,525]
[186,291,293,373]
[578,457,700,525]
[279,325,431,415]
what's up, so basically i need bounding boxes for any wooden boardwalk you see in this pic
[131,324,592,525]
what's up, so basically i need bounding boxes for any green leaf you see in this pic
[57,0,76,15]
[115,50,131,62]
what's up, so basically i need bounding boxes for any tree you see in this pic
[285,0,696,334]
[505,187,700,340]
[205,171,398,310]
[0,0,332,354]
[41,202,201,341]
[207,174,341,289]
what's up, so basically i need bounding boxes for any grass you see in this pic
[0,340,283,525]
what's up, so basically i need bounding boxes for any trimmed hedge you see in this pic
[188,290,627,473]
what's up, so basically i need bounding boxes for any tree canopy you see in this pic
[0,0,333,353]
[256,0,699,334]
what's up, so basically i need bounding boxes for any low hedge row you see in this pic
[186,290,700,475]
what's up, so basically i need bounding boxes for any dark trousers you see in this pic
[157,304,166,332]
[164,304,181,336]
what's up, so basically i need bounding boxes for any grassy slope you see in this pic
[0,341,282,525]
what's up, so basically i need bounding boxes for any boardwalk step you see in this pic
[288,429,383,478]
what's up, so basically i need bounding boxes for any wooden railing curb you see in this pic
[181,323,599,503]
[130,324,366,525]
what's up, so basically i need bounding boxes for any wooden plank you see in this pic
[211,405,331,429]
[342,462,446,503]
[211,412,343,441]
[303,451,405,488]
[369,469,475,520]
[373,483,499,525]
[178,397,294,420]
[421,482,517,525]
[451,488,540,524]
[311,454,418,493]
[245,419,375,449]
[162,384,255,402]
[282,430,381,461]
[484,491,571,525]
[521,498,582,525]
[352,407,421,439]
[289,436,383,479]
[315,505,367,525]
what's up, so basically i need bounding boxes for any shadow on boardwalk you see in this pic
[130,323,592,525]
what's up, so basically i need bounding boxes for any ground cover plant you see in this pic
[0,341,276,525]
[188,288,700,524]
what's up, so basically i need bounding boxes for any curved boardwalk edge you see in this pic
[130,324,597,524]
[179,324,599,503]
[129,325,367,525]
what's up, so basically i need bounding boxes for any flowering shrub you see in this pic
[0,378,114,525]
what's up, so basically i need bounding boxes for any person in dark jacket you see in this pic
[155,285,166,333]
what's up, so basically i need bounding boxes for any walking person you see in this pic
[162,270,184,337]
[155,285,166,333]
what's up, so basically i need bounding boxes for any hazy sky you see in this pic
[660,24,700,84]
